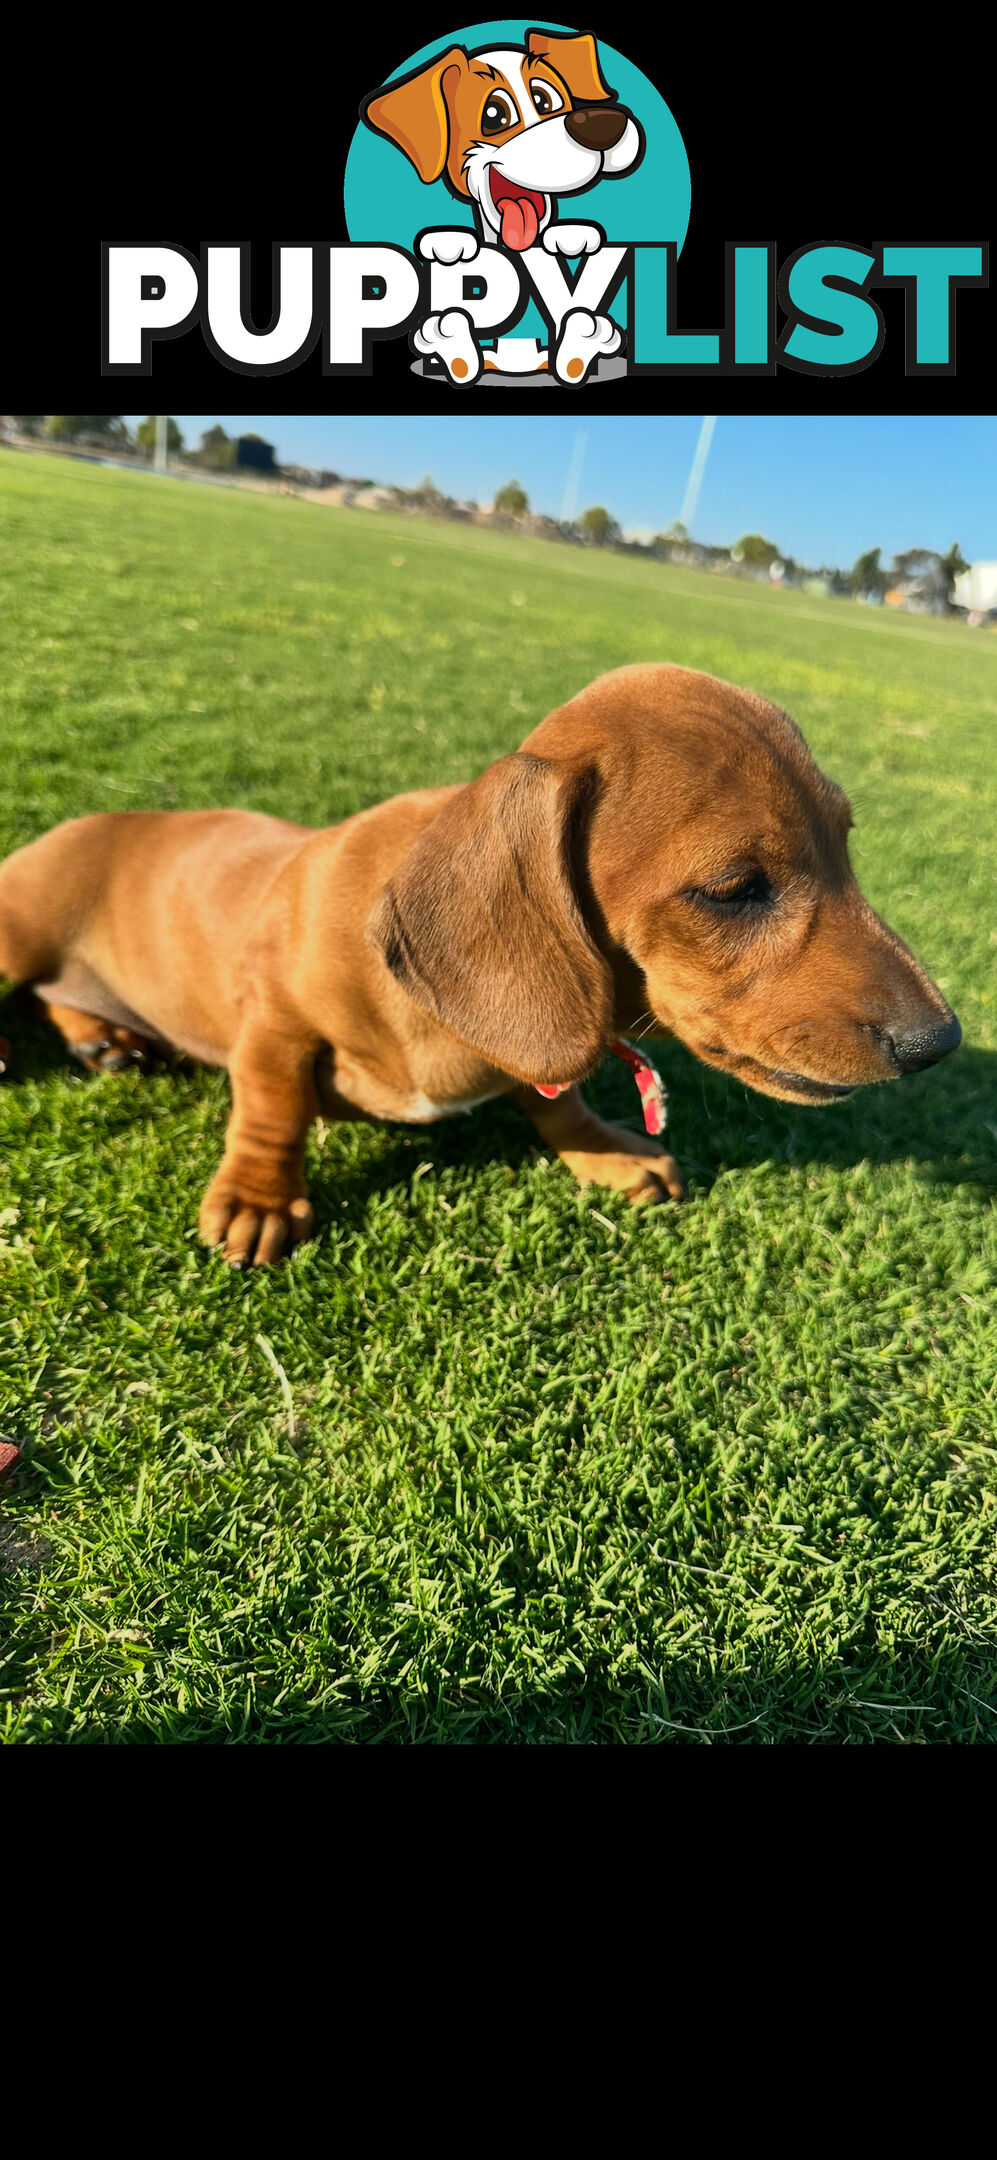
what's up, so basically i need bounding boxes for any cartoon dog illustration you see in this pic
[361,28,643,383]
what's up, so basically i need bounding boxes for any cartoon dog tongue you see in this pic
[490,175,544,251]
[498,192,541,250]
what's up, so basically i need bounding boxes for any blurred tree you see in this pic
[579,505,620,546]
[850,547,888,596]
[46,416,125,443]
[494,480,529,518]
[733,533,780,567]
[197,425,236,468]
[653,522,689,557]
[893,548,937,578]
[136,416,183,457]
[939,542,970,596]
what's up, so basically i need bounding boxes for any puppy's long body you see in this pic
[0,666,961,1264]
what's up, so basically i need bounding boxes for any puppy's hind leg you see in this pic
[0,856,61,1080]
[39,1001,156,1073]
[512,1083,688,1205]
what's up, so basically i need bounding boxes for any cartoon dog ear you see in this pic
[361,46,468,183]
[527,28,615,103]
[366,754,612,1088]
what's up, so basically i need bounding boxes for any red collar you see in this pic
[536,1037,667,1136]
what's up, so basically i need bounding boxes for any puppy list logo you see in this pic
[101,19,988,384]
[354,24,655,385]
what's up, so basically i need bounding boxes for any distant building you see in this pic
[236,435,276,474]
[953,562,997,615]
[280,464,340,490]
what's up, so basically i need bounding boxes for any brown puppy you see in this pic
[0,665,960,1265]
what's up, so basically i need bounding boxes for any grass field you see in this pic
[1,448,995,1744]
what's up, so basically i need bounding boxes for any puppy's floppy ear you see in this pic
[527,28,614,103]
[361,46,468,183]
[367,755,612,1088]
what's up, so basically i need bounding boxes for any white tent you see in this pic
[953,562,997,612]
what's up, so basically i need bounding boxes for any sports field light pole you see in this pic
[679,415,716,534]
[154,413,168,474]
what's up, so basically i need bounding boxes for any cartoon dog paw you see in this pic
[412,308,483,383]
[541,224,603,257]
[418,230,480,266]
[554,307,622,383]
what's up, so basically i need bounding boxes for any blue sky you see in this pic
[125,416,997,568]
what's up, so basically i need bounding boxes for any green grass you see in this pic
[1,448,995,1744]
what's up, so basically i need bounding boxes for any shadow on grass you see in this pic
[0,988,70,1082]
[303,1039,997,1229]
[626,1037,997,1199]
[3,989,994,1210]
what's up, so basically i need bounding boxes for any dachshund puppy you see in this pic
[0,666,960,1264]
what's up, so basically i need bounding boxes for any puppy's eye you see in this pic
[482,94,517,133]
[687,871,773,916]
[530,81,564,116]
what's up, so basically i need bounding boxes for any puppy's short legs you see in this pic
[41,1000,154,1072]
[199,1019,319,1267]
[512,1084,687,1205]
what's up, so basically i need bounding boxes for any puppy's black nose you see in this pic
[885,1012,962,1073]
[564,104,629,151]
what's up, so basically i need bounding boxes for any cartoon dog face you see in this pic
[362,29,643,249]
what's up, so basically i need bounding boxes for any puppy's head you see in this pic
[362,31,642,250]
[367,665,960,1102]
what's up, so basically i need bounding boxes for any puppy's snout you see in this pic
[882,1011,962,1074]
[564,104,630,151]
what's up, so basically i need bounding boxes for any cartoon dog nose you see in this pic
[564,104,630,151]
[883,1011,962,1073]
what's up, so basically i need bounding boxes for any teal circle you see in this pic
[344,20,690,345]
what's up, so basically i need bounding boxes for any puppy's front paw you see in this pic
[199,1179,315,1267]
[554,307,621,383]
[418,229,479,265]
[560,1124,688,1206]
[412,308,482,383]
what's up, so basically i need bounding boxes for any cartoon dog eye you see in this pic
[481,92,520,133]
[529,80,565,116]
